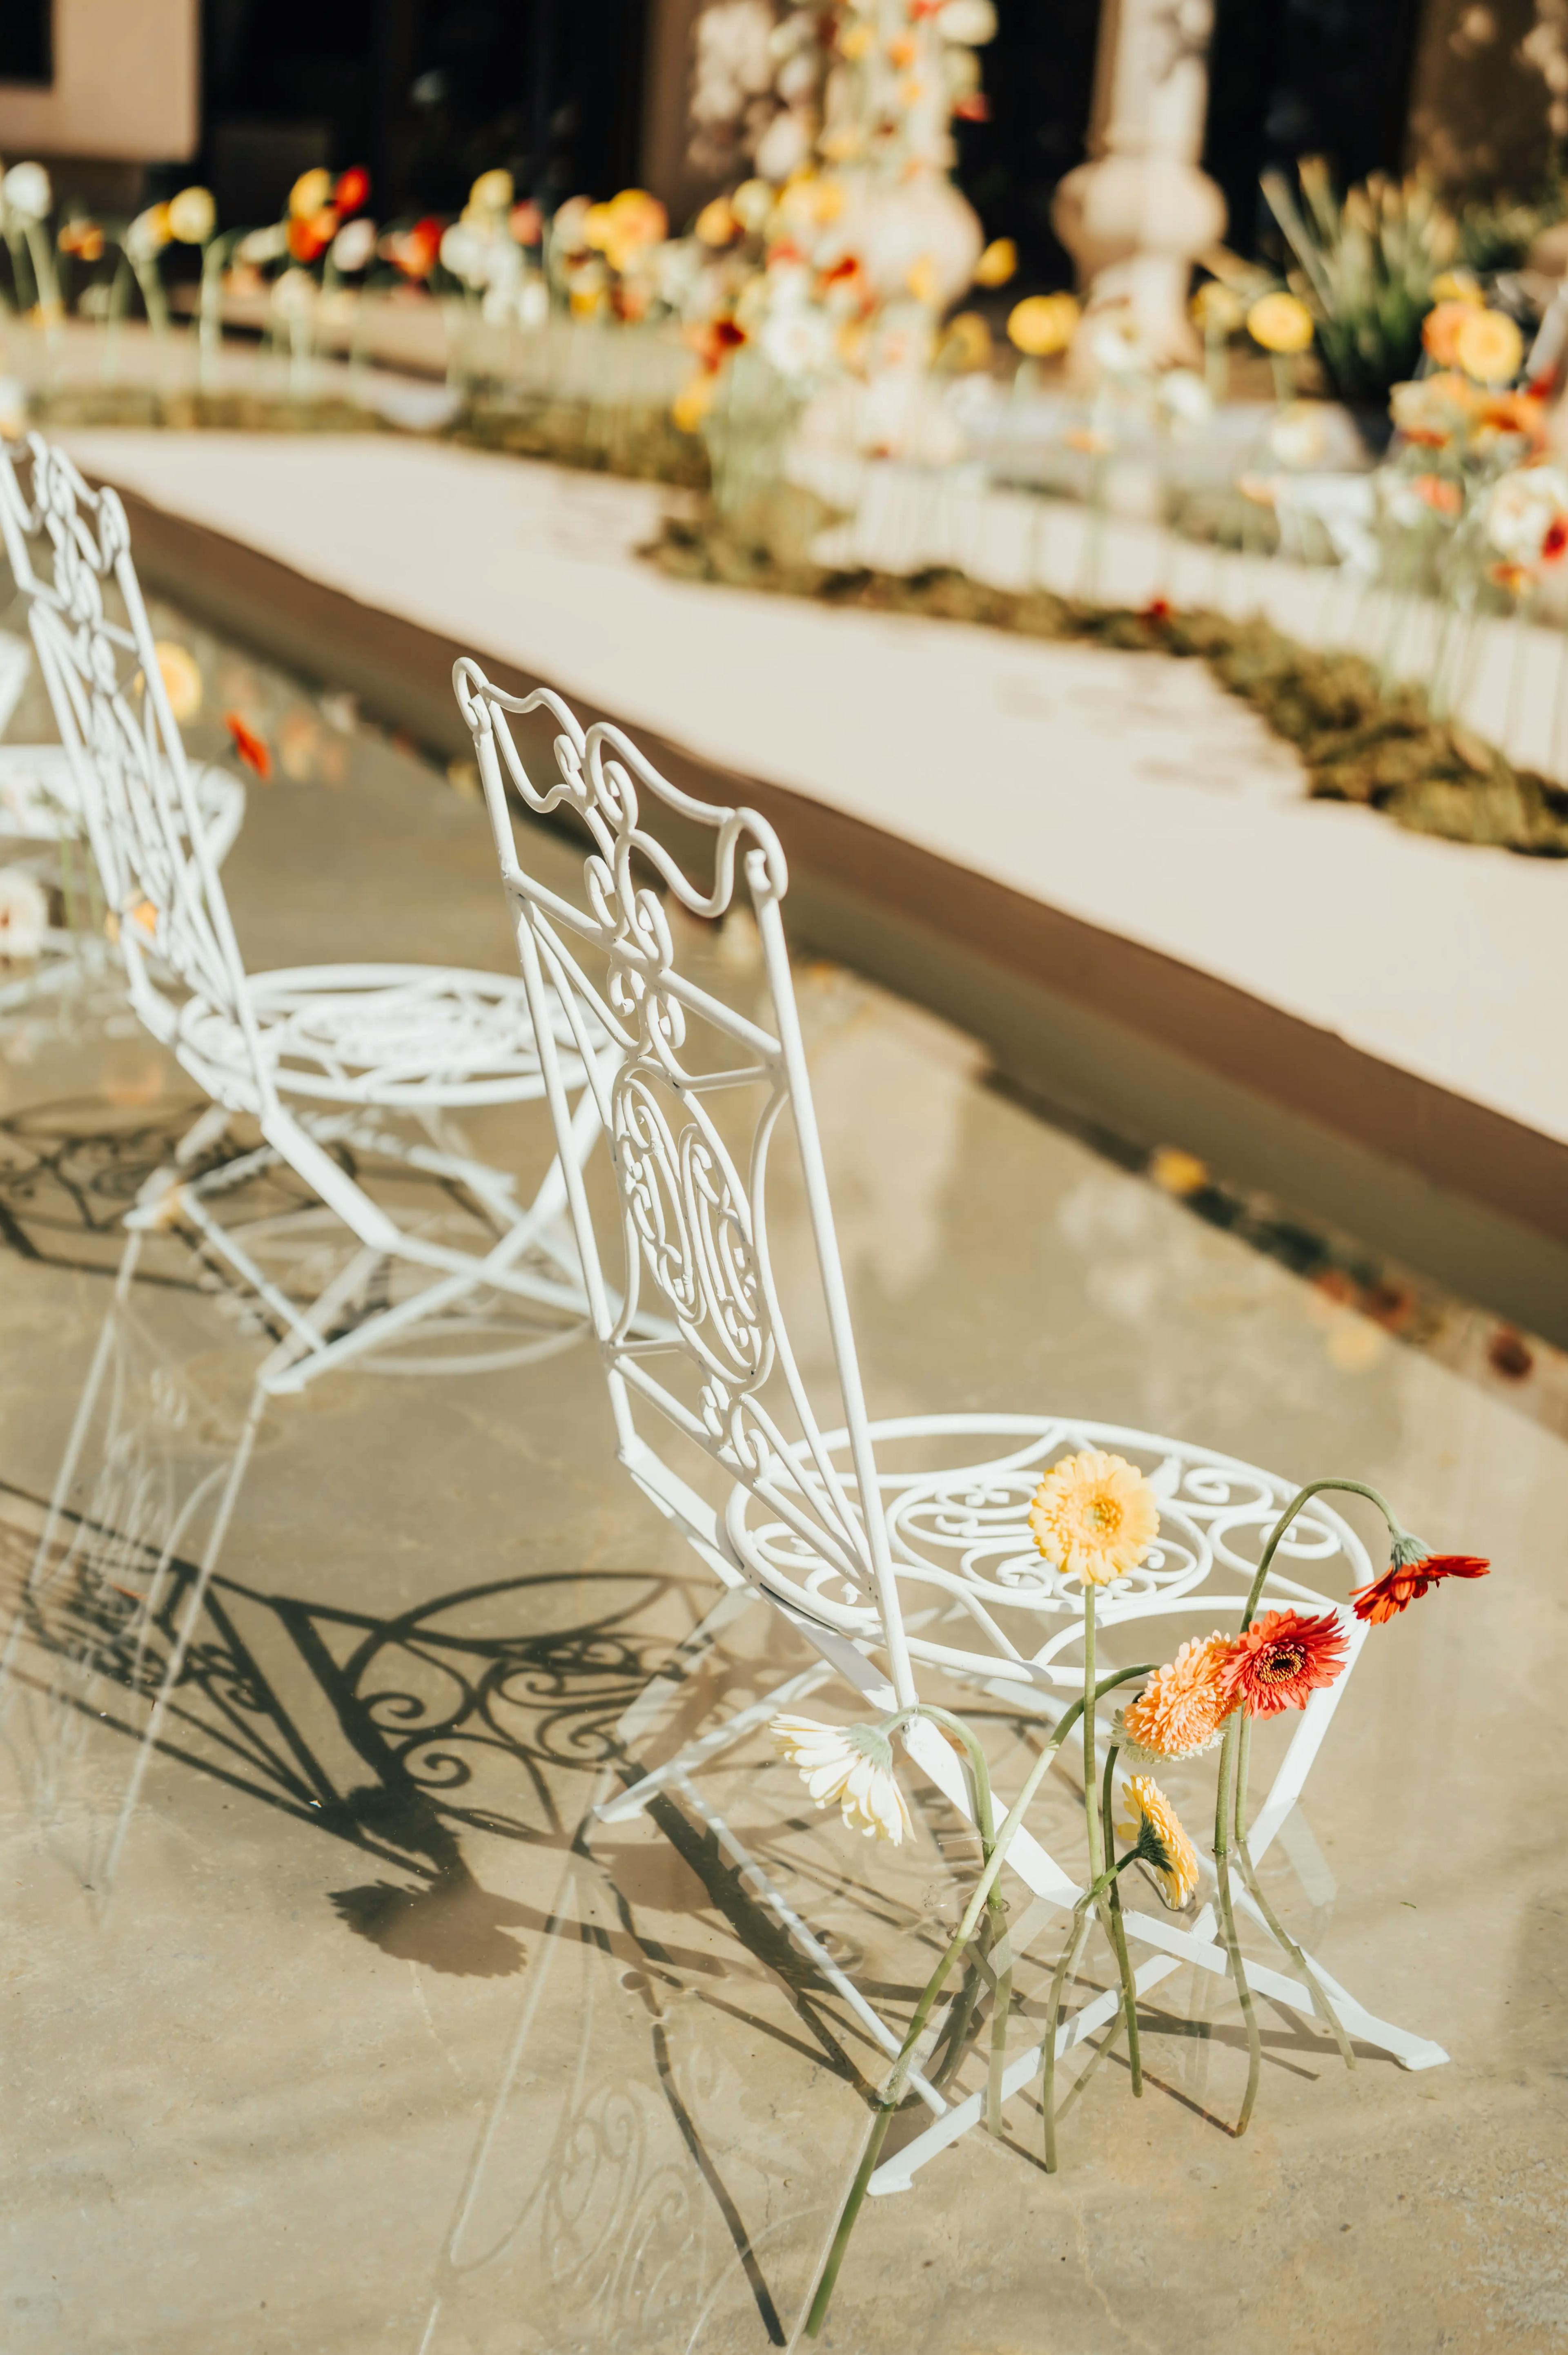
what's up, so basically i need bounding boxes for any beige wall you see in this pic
[0,0,199,164]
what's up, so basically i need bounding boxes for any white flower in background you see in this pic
[1159,367,1212,425]
[0,376,26,440]
[938,0,998,41]
[125,205,171,263]
[1486,464,1568,562]
[761,305,836,380]
[2,162,52,223]
[1089,311,1153,379]
[1266,401,1330,469]
[0,869,48,961]
[330,216,376,273]
[754,107,812,181]
[516,275,550,328]
[270,268,317,320]
[690,0,776,164]
[771,1714,913,1842]
[236,223,288,266]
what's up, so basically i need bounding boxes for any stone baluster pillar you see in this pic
[1051,0,1227,364]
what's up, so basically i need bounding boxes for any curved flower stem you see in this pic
[1234,1830,1356,2072]
[900,1702,1010,2107]
[1100,1741,1142,2095]
[1232,1475,1406,1891]
[1042,1857,1131,2171]
[1213,1710,1261,2136]
[1241,1476,1405,1633]
[802,1666,1152,2340]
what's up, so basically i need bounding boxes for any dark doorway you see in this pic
[1203,0,1425,255]
[953,0,1102,285]
[0,0,51,84]
[201,0,650,225]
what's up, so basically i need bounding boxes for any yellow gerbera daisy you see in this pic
[1118,1633,1233,1760]
[1028,1449,1159,1586]
[1117,1775,1199,1909]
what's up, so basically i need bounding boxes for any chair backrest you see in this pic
[0,435,269,1104]
[455,658,920,1711]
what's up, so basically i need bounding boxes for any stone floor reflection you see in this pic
[1,621,1566,2354]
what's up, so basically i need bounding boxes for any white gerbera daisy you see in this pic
[0,868,48,961]
[771,1713,912,1843]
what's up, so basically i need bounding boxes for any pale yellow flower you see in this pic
[153,640,202,725]
[671,373,717,435]
[289,168,333,221]
[1455,307,1523,386]
[1191,279,1245,337]
[1029,1449,1159,1586]
[1117,1775,1199,1908]
[695,196,737,247]
[468,167,514,216]
[166,185,215,245]
[1117,1635,1233,1761]
[1247,291,1314,355]
[1008,291,1079,357]
[974,237,1017,288]
[771,1714,912,1843]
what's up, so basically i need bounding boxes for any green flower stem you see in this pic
[1082,1588,1102,1884]
[1233,1828,1356,2072]
[1212,1710,1261,2135]
[1241,1476,1405,1632]
[1100,1740,1142,2096]
[803,1666,1152,2340]
[1232,1476,1406,1878]
[1042,1854,1135,2172]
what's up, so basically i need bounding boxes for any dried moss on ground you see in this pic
[650,507,1568,859]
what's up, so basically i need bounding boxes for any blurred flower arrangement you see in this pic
[788,1448,1491,2334]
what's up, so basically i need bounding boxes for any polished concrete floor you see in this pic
[0,608,1562,2354]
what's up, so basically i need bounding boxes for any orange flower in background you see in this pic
[225,712,272,779]
[288,208,338,263]
[1411,472,1462,516]
[1474,388,1548,453]
[1350,1542,1490,1624]
[1219,1608,1348,1717]
[686,314,747,372]
[58,218,104,262]
[1247,291,1314,355]
[1421,299,1477,366]
[1120,1634,1234,1759]
[334,166,371,214]
[388,216,443,280]
[974,236,1017,288]
[1390,370,1474,446]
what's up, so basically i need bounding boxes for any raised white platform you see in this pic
[36,429,1568,1332]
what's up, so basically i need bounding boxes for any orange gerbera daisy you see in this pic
[1120,1633,1234,1758]
[1028,1449,1159,1587]
[1350,1538,1490,1624]
[1219,1608,1348,1717]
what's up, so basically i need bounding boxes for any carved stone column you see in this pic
[1050,0,1227,363]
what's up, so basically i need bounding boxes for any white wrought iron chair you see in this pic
[0,622,245,1017]
[456,654,1449,2197]
[0,434,606,1392]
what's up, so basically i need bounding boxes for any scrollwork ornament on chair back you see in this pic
[455,656,920,1707]
[0,434,264,1093]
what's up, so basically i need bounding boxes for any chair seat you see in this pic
[233,961,573,1109]
[724,1412,1369,1696]
[0,744,245,865]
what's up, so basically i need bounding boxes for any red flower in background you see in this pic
[225,712,272,780]
[1219,1608,1348,1717]
[288,209,338,263]
[334,166,370,214]
[1350,1543,1490,1624]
